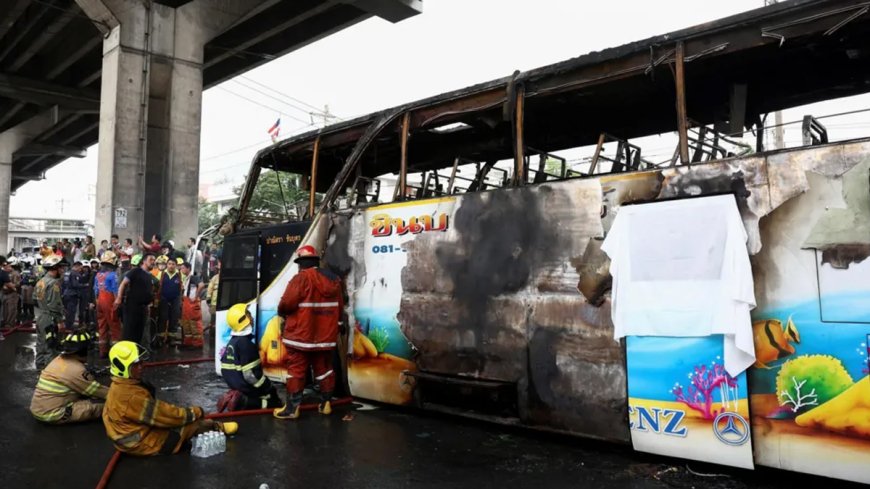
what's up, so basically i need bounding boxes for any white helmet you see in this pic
[7,256,18,266]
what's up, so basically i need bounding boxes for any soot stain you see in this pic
[435,187,565,328]
[324,214,352,277]
[819,244,870,269]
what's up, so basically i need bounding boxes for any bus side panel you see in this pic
[343,180,632,442]
[255,223,308,381]
[749,146,870,484]
[345,198,457,406]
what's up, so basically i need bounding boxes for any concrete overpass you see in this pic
[0,0,421,254]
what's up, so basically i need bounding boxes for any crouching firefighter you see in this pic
[274,245,344,420]
[30,331,107,424]
[103,341,238,456]
[217,303,282,412]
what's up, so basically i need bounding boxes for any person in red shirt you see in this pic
[273,245,344,420]
[138,234,162,254]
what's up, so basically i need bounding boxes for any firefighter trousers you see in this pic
[96,293,121,356]
[54,399,104,425]
[285,348,335,398]
[34,313,59,369]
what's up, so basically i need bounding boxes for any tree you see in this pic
[234,170,307,217]
[198,198,221,233]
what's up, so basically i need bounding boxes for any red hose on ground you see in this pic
[95,450,122,489]
[205,396,354,419]
[142,357,213,368]
[1,325,36,335]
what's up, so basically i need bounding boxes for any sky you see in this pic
[10,0,870,221]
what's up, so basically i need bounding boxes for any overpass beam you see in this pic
[347,0,422,23]
[80,0,264,242]
[0,108,62,255]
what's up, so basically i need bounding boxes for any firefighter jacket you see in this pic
[102,377,204,456]
[278,267,343,351]
[35,274,64,323]
[220,334,273,396]
[30,355,108,422]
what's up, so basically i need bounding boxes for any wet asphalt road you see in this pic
[0,328,862,489]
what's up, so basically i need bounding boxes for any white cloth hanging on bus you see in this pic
[601,194,756,377]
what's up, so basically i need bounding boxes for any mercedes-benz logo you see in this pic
[712,412,750,446]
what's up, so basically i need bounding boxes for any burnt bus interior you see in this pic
[234,0,870,228]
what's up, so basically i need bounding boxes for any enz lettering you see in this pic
[628,406,688,437]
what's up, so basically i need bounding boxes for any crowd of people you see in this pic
[0,233,223,355]
[3,241,346,458]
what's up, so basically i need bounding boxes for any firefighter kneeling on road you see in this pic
[217,303,282,412]
[274,245,344,420]
[30,330,107,424]
[103,341,238,456]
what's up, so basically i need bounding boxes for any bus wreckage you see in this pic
[216,0,870,483]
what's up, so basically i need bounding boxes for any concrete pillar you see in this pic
[77,0,264,243]
[0,108,63,255]
[0,155,10,256]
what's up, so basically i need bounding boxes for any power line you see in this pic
[239,76,336,116]
[217,86,311,126]
[229,79,320,118]
[202,139,271,162]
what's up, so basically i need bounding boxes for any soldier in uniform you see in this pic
[35,256,66,369]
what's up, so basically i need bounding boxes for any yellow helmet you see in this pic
[42,255,63,269]
[100,251,118,265]
[227,303,252,333]
[109,341,150,378]
[156,255,169,264]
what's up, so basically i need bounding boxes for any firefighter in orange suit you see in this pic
[94,251,121,357]
[103,341,237,455]
[273,245,344,419]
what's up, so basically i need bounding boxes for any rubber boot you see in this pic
[273,392,303,420]
[318,391,333,415]
[218,421,239,435]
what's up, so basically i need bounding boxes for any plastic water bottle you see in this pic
[218,431,226,453]
[206,432,216,457]
[190,435,200,457]
[202,433,212,457]
[193,434,205,458]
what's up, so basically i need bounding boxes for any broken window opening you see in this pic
[243,169,309,226]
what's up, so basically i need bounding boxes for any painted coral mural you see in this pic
[626,336,754,469]
[749,305,870,484]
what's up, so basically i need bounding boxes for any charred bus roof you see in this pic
[249,0,870,194]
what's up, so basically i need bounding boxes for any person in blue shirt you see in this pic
[62,262,89,330]
[157,258,182,346]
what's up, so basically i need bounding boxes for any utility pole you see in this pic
[309,105,339,127]
[765,0,786,149]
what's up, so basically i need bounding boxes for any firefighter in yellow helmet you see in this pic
[102,341,238,456]
[30,331,107,424]
[217,303,282,412]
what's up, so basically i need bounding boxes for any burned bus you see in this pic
[215,0,870,484]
